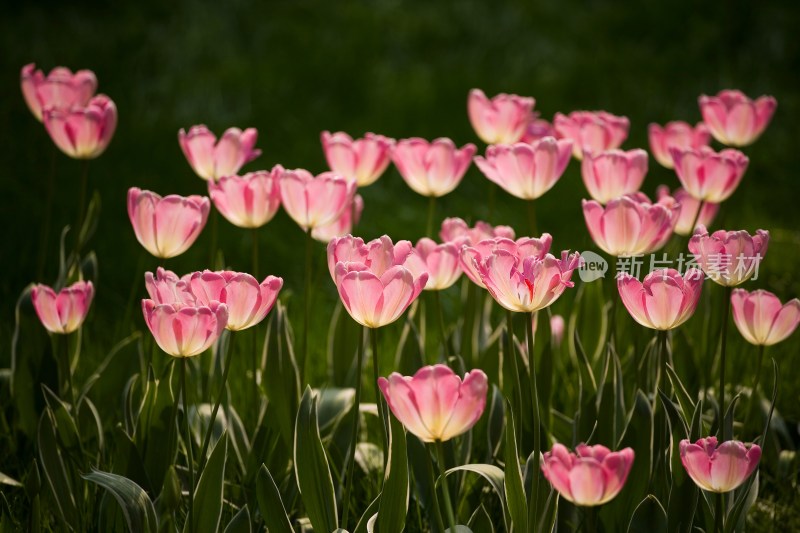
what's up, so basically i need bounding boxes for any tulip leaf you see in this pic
[36,409,78,529]
[83,469,158,533]
[137,363,177,494]
[377,413,409,533]
[185,432,228,533]
[328,302,361,386]
[503,399,528,533]
[467,504,494,533]
[665,364,695,423]
[223,504,251,533]
[627,494,667,533]
[40,384,81,452]
[316,387,356,435]
[263,302,300,448]
[256,464,293,533]
[445,464,509,530]
[353,494,380,533]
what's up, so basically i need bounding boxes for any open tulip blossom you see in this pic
[141,299,228,358]
[553,110,630,160]
[648,120,711,169]
[688,226,769,286]
[618,268,704,330]
[657,185,718,237]
[680,437,761,493]
[127,188,210,259]
[407,237,462,291]
[178,125,261,182]
[439,217,515,246]
[43,94,117,159]
[460,234,553,289]
[145,267,195,305]
[671,146,749,203]
[189,270,283,331]
[321,131,395,187]
[731,289,800,346]
[279,169,356,230]
[208,167,282,229]
[467,88,535,145]
[699,89,777,147]
[580,148,648,204]
[392,137,476,197]
[31,281,94,334]
[21,63,97,121]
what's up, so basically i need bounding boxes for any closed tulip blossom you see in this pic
[142,300,228,358]
[279,169,356,230]
[392,137,476,197]
[312,194,364,243]
[43,94,117,159]
[378,364,488,442]
[699,90,777,147]
[467,89,535,145]
[21,63,97,121]
[128,188,210,259]
[581,148,648,204]
[461,234,553,289]
[582,193,679,257]
[145,267,195,305]
[671,146,749,203]
[680,437,761,493]
[648,121,711,169]
[688,226,769,286]
[31,281,94,334]
[208,167,282,228]
[178,125,261,182]
[321,131,395,187]
[541,443,635,507]
[189,270,283,331]
[656,186,719,236]
[410,238,463,291]
[439,217,515,246]
[520,117,557,144]
[617,268,704,330]
[474,138,573,200]
[731,289,800,346]
[553,110,630,160]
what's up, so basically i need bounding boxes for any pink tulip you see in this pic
[410,238,463,291]
[189,270,283,331]
[378,364,488,442]
[688,226,769,286]
[467,89,535,145]
[392,138,476,197]
[581,148,648,204]
[142,300,228,358]
[145,268,195,305]
[461,234,553,289]
[312,194,364,243]
[328,234,420,280]
[208,167,282,228]
[439,217,515,246]
[520,117,556,144]
[178,125,261,182]
[553,111,630,160]
[671,146,749,203]
[680,437,761,493]
[31,281,94,334]
[699,90,777,147]
[582,193,678,257]
[21,63,97,122]
[279,169,356,230]
[617,268,704,330]
[656,186,719,237]
[327,235,371,280]
[43,94,117,159]
[321,131,395,187]
[550,315,565,348]
[541,443,635,507]
[731,289,800,346]
[648,121,711,169]
[474,138,573,200]
[127,188,210,259]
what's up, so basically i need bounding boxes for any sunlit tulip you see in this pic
[671,146,749,203]
[582,193,678,257]
[142,300,228,358]
[145,268,195,305]
[656,186,718,236]
[21,63,97,121]
[474,138,573,200]
[378,364,488,442]
[410,238,462,291]
[312,194,364,243]
[392,138,476,197]
[327,235,370,280]
[178,125,261,182]
[43,95,117,159]
[699,90,777,147]
[439,217,515,246]
[541,443,634,507]
[461,235,553,289]
[127,188,210,259]
[617,268,704,330]
[189,270,282,331]
[520,117,556,144]
[648,121,711,169]
[688,226,769,287]
[321,131,395,187]
[680,437,761,493]
[279,169,355,230]
[581,148,648,204]
[467,89,535,145]
[208,167,282,228]
[553,111,629,160]
[31,281,94,334]
[731,289,800,346]
[363,235,419,276]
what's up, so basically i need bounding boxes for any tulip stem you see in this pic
[303,227,313,380]
[251,228,259,277]
[423,441,446,533]
[654,330,668,398]
[341,327,365,528]
[252,326,261,428]
[76,159,89,250]
[180,358,194,531]
[36,145,58,280]
[525,310,542,528]
[526,199,538,237]
[584,505,598,532]
[752,344,766,394]
[426,196,437,237]
[434,441,457,532]
[166,361,181,476]
[198,331,234,476]
[209,209,218,267]
[715,492,724,532]
[718,285,732,441]
[433,291,453,359]
[371,327,389,463]
[52,333,75,408]
[506,309,524,451]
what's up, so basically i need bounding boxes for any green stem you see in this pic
[719,286,732,441]
[252,327,261,427]
[209,209,218,267]
[487,181,496,219]
[433,290,452,359]
[525,311,541,524]
[585,505,598,532]
[423,442,446,533]
[252,228,259,278]
[198,331,235,475]
[371,327,388,461]
[752,344,766,394]
[53,334,75,408]
[181,358,194,531]
[506,309,524,450]
[303,227,313,380]
[341,327,366,528]
[434,441,457,532]
[166,361,181,471]
[36,145,57,280]
[715,492,724,532]
[653,330,668,398]
[76,159,89,249]
[526,199,538,237]
[426,195,437,237]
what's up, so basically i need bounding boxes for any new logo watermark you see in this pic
[578,251,608,282]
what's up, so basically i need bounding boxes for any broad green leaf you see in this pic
[503,399,528,533]
[223,505,251,533]
[444,464,508,530]
[467,505,494,533]
[627,494,667,533]
[617,390,653,519]
[665,364,695,424]
[263,303,300,448]
[40,385,81,453]
[36,409,78,529]
[185,432,228,533]
[327,302,361,386]
[82,469,158,533]
[256,465,293,533]
[137,364,177,494]
[377,413,409,533]
[353,494,380,533]
[316,387,356,435]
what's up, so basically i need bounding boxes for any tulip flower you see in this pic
[410,238,462,291]
[189,270,283,331]
[279,169,355,230]
[467,89,535,145]
[520,117,556,144]
[648,121,711,169]
[474,138,573,200]
[21,63,97,121]
[581,148,648,204]
[617,268,704,330]
[439,217,515,246]
[327,235,371,280]
[145,268,195,305]
[680,437,761,493]
[550,315,565,348]
[321,131,395,187]
[461,235,553,289]
[392,138,476,197]
[208,167,282,229]
[31,281,94,334]
[553,111,630,160]
[178,125,261,182]
[731,289,800,346]
[312,194,364,243]
[541,443,635,507]
[656,186,718,236]
[688,226,769,287]
[699,90,777,147]
[378,364,488,442]
[582,193,678,257]
[142,300,228,358]
[128,188,210,259]
[671,146,749,203]
[43,94,117,159]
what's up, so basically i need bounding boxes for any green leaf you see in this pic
[328,302,361,386]
[40,385,81,452]
[353,495,381,533]
[137,364,178,494]
[223,505,251,533]
[503,399,528,533]
[316,387,356,435]
[186,432,228,533]
[36,409,77,529]
[256,465,293,533]
[377,413,409,533]
[665,364,695,424]
[467,505,494,533]
[617,390,653,514]
[444,464,509,530]
[263,303,301,448]
[82,469,158,533]
[627,494,667,533]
